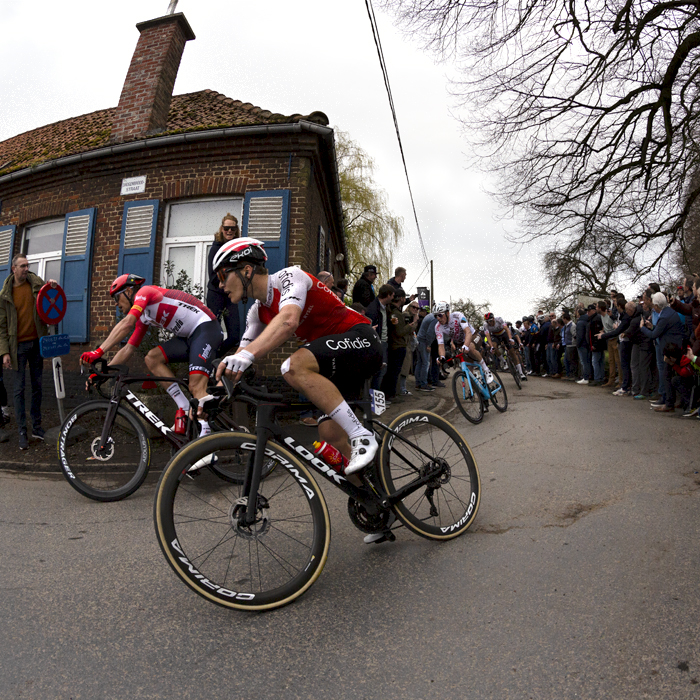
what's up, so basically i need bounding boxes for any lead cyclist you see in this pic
[213,238,383,475]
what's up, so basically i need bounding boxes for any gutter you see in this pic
[0,120,346,255]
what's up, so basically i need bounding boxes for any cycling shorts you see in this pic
[302,323,383,400]
[158,319,224,377]
[492,332,511,349]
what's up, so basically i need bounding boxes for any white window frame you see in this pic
[161,197,243,292]
[22,218,64,282]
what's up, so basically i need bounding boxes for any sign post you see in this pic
[37,283,69,424]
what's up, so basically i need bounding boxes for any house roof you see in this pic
[0,90,329,176]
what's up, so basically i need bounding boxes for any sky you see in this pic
[0,0,552,321]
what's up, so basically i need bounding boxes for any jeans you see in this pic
[14,339,44,434]
[206,290,240,355]
[0,363,7,407]
[546,344,556,374]
[382,346,406,399]
[592,350,605,382]
[654,341,666,401]
[415,342,430,387]
[576,346,591,380]
[607,338,620,383]
[564,346,577,377]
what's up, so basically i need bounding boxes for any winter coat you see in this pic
[351,275,375,308]
[0,272,49,370]
[639,305,685,351]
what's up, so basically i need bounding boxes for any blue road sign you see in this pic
[40,333,71,358]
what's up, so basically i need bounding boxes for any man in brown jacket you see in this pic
[0,255,52,449]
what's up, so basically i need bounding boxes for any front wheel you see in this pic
[489,369,509,412]
[378,410,480,539]
[154,433,331,611]
[452,370,484,424]
[506,356,522,390]
[57,401,150,502]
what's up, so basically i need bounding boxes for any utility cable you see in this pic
[364,0,430,268]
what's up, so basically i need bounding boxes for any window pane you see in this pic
[28,260,40,276]
[25,220,64,255]
[45,258,62,284]
[164,246,196,286]
[167,200,243,239]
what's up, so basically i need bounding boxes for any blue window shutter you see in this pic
[242,190,290,275]
[118,200,159,283]
[0,225,17,288]
[59,208,96,342]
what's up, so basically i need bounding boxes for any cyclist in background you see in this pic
[213,238,383,475]
[79,274,223,435]
[433,301,495,384]
[482,312,527,380]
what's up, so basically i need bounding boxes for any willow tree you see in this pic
[335,128,405,283]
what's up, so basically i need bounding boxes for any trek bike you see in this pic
[57,359,248,502]
[153,377,481,611]
[451,351,508,424]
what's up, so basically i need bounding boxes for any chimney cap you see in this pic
[136,12,195,41]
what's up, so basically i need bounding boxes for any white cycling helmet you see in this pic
[433,301,449,315]
[212,237,268,272]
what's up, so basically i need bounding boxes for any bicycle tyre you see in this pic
[452,370,484,424]
[58,400,150,502]
[378,410,480,540]
[154,432,331,611]
[507,357,522,390]
[489,369,509,412]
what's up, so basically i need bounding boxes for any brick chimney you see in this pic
[111,13,195,142]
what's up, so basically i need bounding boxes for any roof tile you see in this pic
[0,90,329,176]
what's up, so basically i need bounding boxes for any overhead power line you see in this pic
[364,0,430,268]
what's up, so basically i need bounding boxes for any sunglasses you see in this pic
[222,226,237,232]
[217,267,237,283]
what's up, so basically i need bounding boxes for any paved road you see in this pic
[1,378,698,699]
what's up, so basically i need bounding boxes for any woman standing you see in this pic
[206,214,241,354]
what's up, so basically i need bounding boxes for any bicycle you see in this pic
[57,359,249,502]
[153,377,481,611]
[451,351,508,424]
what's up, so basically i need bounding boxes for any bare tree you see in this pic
[450,296,490,327]
[381,0,700,275]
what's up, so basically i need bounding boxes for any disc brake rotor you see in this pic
[88,436,115,461]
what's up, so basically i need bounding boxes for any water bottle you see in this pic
[313,441,349,473]
[174,408,187,435]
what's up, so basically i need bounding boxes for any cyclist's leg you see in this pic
[148,338,190,413]
[466,342,493,380]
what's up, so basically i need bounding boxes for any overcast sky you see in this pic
[0,0,553,321]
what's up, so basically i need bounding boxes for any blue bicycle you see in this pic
[451,351,508,424]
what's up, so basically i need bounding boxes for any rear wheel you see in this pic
[452,370,484,424]
[506,356,522,390]
[489,369,509,412]
[154,433,331,610]
[57,401,150,502]
[378,410,480,539]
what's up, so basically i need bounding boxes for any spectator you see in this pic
[670,276,700,360]
[399,301,420,395]
[351,265,377,308]
[624,299,654,399]
[365,284,395,392]
[382,289,416,401]
[588,304,606,386]
[561,312,577,379]
[599,297,633,396]
[386,267,417,304]
[640,291,685,412]
[0,254,55,450]
[415,307,440,391]
[317,270,334,287]
[663,343,697,416]
[350,302,366,315]
[206,213,241,354]
[576,308,592,384]
[335,278,350,303]
[598,300,620,387]
[537,314,550,376]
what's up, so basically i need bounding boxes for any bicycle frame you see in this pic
[455,353,503,402]
[233,388,446,527]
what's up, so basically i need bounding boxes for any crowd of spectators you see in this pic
[515,277,700,417]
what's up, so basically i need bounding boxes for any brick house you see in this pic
[0,11,347,375]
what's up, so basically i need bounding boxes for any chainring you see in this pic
[347,497,391,533]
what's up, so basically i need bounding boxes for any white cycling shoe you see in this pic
[485,370,495,384]
[345,434,378,475]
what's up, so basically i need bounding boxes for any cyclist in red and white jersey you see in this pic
[80,275,223,431]
[213,238,383,475]
[433,301,495,383]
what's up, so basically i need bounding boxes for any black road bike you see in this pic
[57,360,245,502]
[153,379,481,611]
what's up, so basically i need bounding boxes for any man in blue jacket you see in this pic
[640,292,685,412]
[415,307,439,391]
